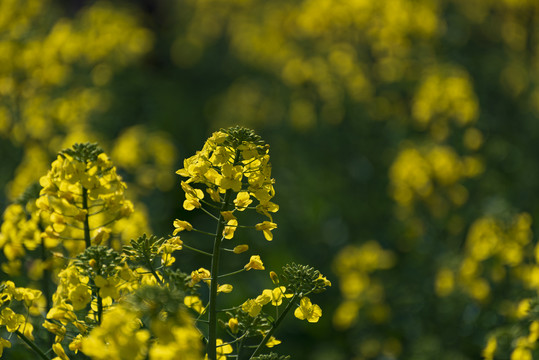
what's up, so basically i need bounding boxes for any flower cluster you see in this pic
[177,126,278,228]
[171,127,330,359]
[0,281,43,356]
[0,185,43,276]
[37,143,133,254]
[0,128,327,360]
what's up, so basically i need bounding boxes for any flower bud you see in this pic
[228,317,239,334]
[233,245,249,254]
[270,271,279,285]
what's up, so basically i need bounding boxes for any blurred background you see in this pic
[2,0,539,358]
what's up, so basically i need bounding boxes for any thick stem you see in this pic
[97,292,103,324]
[207,188,234,360]
[82,186,103,323]
[81,187,91,249]
[249,294,298,359]
[15,330,50,360]
[38,222,53,347]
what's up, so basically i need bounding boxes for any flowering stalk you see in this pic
[82,187,91,249]
[208,189,233,360]
[249,294,298,359]
[208,148,239,359]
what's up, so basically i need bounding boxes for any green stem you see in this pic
[96,292,103,324]
[15,330,50,360]
[82,186,103,324]
[82,187,91,248]
[207,188,234,360]
[192,228,218,237]
[249,294,298,359]
[218,268,245,278]
[38,222,53,347]
[183,244,213,256]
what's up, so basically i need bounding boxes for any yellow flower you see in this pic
[221,212,238,239]
[181,182,204,210]
[219,164,243,192]
[228,318,239,334]
[262,286,293,306]
[255,221,277,241]
[217,284,233,293]
[0,338,11,357]
[47,302,77,324]
[223,219,238,240]
[316,274,332,287]
[94,276,120,299]
[265,336,281,348]
[294,297,322,323]
[190,268,211,286]
[184,295,205,314]
[216,339,233,360]
[244,255,265,271]
[173,219,193,234]
[68,284,92,310]
[234,191,252,211]
[0,308,25,332]
[255,292,272,306]
[21,322,34,341]
[53,342,69,360]
[241,299,262,317]
[69,334,83,353]
[233,244,249,254]
[270,271,279,285]
[42,320,66,342]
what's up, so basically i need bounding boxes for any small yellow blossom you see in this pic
[265,336,281,348]
[294,297,322,323]
[68,284,92,310]
[234,191,252,211]
[255,221,277,241]
[53,342,69,360]
[217,284,233,293]
[0,308,25,332]
[184,295,205,314]
[270,271,279,285]
[94,276,120,299]
[190,268,211,286]
[242,299,262,317]
[228,318,239,334]
[47,304,77,324]
[233,244,249,254]
[245,255,265,271]
[182,182,204,210]
[173,219,193,234]
[223,218,238,240]
[69,334,83,353]
[0,338,11,357]
[42,320,66,342]
[255,292,272,306]
[21,322,34,341]
[262,286,293,306]
[316,274,332,287]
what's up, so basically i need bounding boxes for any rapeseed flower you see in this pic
[255,221,277,241]
[245,255,265,271]
[294,297,322,323]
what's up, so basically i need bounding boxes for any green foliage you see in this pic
[60,143,104,164]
